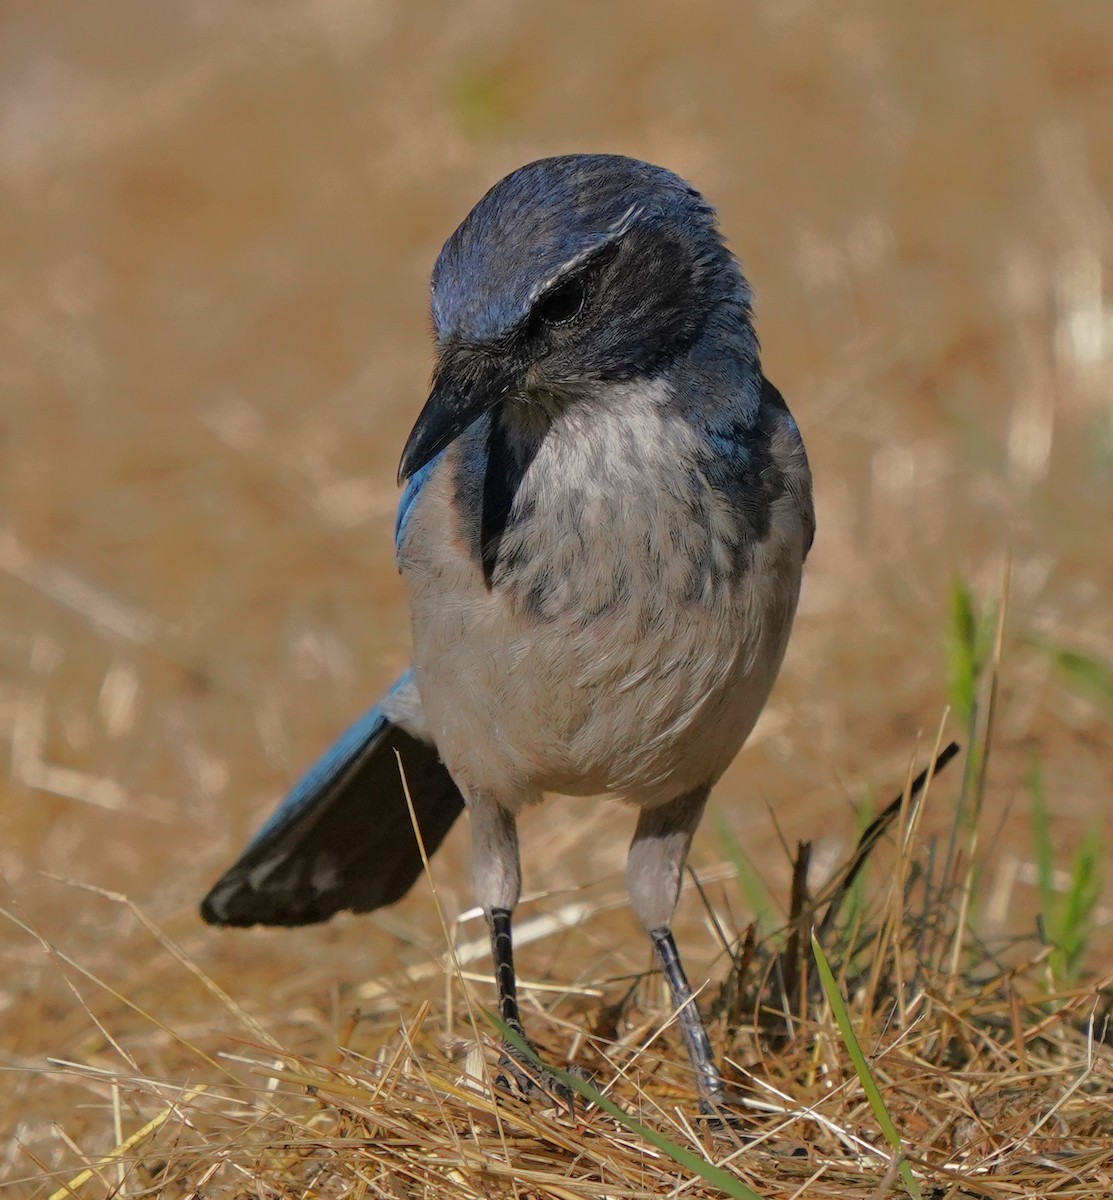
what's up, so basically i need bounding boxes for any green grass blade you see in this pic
[1061,828,1102,980]
[946,578,980,728]
[1028,760,1056,941]
[714,809,776,929]
[1052,646,1113,710]
[1028,760,1103,984]
[488,1013,763,1200]
[1026,637,1113,713]
[812,936,923,1199]
[945,578,998,729]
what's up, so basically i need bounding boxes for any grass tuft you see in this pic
[8,594,1113,1198]
[11,707,1113,1198]
[1030,759,1104,987]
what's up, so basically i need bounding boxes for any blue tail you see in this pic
[200,672,465,927]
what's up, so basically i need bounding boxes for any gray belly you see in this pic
[400,459,807,812]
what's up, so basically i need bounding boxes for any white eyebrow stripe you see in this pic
[527,205,645,307]
[609,202,644,237]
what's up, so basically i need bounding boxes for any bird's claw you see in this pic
[696,1096,806,1154]
[696,1093,754,1135]
[494,1051,591,1110]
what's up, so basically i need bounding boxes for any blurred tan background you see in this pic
[3,0,1113,1183]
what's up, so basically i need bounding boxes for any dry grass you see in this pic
[4,4,1113,1196]
[10,714,1113,1199]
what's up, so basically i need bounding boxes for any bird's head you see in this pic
[399,154,753,482]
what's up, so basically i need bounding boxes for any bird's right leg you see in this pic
[627,787,732,1111]
[470,799,527,1041]
[470,798,574,1103]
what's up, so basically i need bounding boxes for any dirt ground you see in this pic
[3,3,1112,1191]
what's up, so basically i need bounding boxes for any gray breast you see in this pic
[489,381,752,624]
[403,377,809,806]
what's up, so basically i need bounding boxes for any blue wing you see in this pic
[201,671,465,927]
[395,452,444,554]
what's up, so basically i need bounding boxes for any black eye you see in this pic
[533,276,586,327]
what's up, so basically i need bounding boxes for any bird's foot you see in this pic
[695,1093,754,1136]
[494,1048,592,1111]
[696,1094,807,1154]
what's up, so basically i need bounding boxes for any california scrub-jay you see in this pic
[202,154,814,1110]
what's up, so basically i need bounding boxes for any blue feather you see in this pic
[201,669,465,926]
[246,675,408,850]
[395,453,443,553]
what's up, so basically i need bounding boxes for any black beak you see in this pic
[398,349,520,483]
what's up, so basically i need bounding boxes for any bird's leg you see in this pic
[489,904,526,1043]
[470,798,573,1102]
[650,924,724,1108]
[627,787,729,1110]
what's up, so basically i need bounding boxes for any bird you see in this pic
[201,153,814,1112]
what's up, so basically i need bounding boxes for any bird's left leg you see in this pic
[627,786,729,1110]
[470,797,574,1102]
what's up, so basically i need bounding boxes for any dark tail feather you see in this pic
[200,694,465,928]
